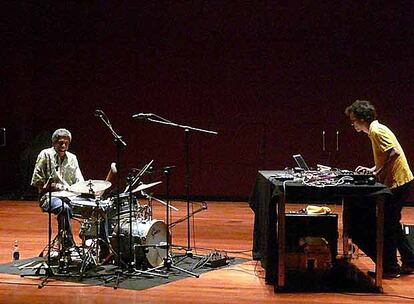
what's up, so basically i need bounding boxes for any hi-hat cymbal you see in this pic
[50,191,79,198]
[131,181,162,194]
[69,180,111,194]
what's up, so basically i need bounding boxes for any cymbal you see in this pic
[69,180,111,194]
[50,191,78,198]
[131,181,162,194]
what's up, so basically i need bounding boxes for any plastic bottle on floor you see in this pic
[12,240,20,262]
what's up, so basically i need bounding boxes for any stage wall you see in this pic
[1,2,413,200]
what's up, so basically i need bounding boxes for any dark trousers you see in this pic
[41,197,74,242]
[390,182,414,267]
[349,182,414,271]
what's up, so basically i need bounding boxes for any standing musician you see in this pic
[345,100,414,278]
[31,128,84,249]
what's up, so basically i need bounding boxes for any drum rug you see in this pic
[0,253,248,291]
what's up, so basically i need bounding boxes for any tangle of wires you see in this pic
[189,250,230,271]
[299,171,349,188]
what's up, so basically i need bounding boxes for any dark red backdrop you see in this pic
[2,2,414,200]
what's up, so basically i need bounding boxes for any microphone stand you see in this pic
[95,110,130,288]
[133,113,217,261]
[95,111,166,287]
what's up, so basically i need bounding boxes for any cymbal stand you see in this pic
[132,113,217,259]
[38,169,55,286]
[125,159,154,193]
[76,210,121,281]
[21,156,73,287]
[78,186,100,279]
[127,173,135,271]
[146,192,153,221]
[126,173,168,276]
[125,161,155,270]
[148,167,199,278]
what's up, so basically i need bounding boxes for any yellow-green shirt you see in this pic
[31,147,84,203]
[368,120,413,189]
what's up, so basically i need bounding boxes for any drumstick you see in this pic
[94,163,117,197]
[105,162,117,182]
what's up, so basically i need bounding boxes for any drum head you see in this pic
[111,219,167,268]
[144,220,167,267]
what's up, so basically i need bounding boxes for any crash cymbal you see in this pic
[69,180,111,194]
[131,181,162,194]
[50,191,79,198]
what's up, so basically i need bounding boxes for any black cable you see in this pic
[339,292,414,300]
[185,246,253,258]
[253,260,266,279]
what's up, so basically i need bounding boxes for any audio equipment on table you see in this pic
[271,168,376,186]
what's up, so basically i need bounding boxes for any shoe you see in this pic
[368,268,400,279]
[49,249,60,259]
[400,264,414,275]
[63,237,76,249]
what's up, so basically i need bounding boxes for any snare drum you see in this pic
[70,198,110,219]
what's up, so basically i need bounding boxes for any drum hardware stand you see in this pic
[147,167,199,278]
[104,172,167,287]
[132,243,168,278]
[145,191,153,221]
[132,113,217,259]
[125,162,155,270]
[77,186,102,279]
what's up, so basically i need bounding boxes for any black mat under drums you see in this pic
[0,255,248,291]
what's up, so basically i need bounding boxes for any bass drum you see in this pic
[111,219,167,268]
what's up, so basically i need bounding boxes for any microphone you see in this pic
[132,113,153,119]
[162,165,176,171]
[94,109,104,117]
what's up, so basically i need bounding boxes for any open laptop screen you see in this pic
[293,154,310,171]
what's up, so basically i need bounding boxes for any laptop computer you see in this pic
[293,154,310,171]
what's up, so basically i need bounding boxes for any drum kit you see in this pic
[49,178,168,274]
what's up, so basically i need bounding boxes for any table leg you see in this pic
[275,190,286,291]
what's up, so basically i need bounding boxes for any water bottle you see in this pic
[12,240,20,261]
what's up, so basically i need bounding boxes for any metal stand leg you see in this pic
[147,167,199,278]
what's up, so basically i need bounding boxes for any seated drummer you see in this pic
[31,128,84,249]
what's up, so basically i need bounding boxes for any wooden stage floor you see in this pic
[0,200,414,304]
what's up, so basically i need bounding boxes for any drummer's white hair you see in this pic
[51,128,72,143]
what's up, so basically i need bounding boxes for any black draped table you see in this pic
[248,170,391,292]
